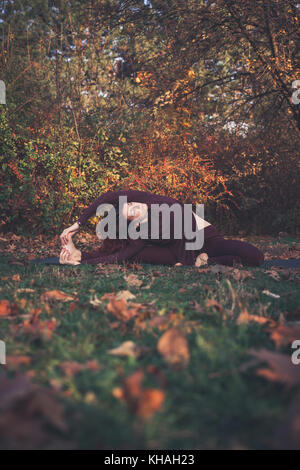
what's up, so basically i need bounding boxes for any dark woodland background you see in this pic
[0,0,299,235]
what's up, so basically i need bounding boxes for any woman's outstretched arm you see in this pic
[80,237,147,265]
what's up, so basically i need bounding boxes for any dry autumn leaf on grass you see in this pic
[5,356,32,369]
[16,288,35,293]
[106,298,144,322]
[134,311,185,335]
[0,373,67,449]
[151,270,164,277]
[262,289,280,299]
[127,262,144,271]
[265,270,282,282]
[59,359,100,377]
[113,369,165,420]
[205,298,224,312]
[21,317,58,341]
[97,290,136,303]
[1,274,21,281]
[0,299,19,317]
[40,290,77,303]
[157,328,190,369]
[90,290,135,307]
[268,325,300,348]
[124,273,143,287]
[115,290,136,301]
[107,341,141,358]
[248,349,300,386]
[236,309,275,326]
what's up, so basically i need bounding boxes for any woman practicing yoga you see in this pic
[59,189,264,268]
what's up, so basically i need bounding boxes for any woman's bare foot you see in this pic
[174,262,183,266]
[195,253,208,267]
[59,236,82,265]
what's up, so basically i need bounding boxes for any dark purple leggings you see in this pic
[81,231,264,267]
[202,235,264,267]
[131,235,264,267]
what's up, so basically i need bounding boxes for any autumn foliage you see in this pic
[0,0,299,235]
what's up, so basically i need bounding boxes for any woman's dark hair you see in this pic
[97,202,130,255]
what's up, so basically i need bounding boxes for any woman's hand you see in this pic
[59,247,81,265]
[60,222,80,246]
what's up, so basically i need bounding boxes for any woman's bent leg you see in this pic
[81,248,104,262]
[204,236,264,267]
[81,245,177,266]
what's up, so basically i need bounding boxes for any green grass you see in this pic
[0,235,300,449]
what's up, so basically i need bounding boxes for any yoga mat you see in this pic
[30,256,61,264]
[29,256,153,266]
[29,257,300,268]
[261,259,300,268]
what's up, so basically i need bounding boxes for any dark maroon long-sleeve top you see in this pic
[76,189,217,266]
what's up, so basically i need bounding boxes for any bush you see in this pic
[0,109,299,236]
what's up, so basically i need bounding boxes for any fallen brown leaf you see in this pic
[0,372,67,449]
[106,298,143,322]
[16,288,35,293]
[40,290,77,302]
[60,359,100,377]
[124,273,143,287]
[262,289,280,299]
[118,369,165,420]
[157,328,190,369]
[205,298,223,312]
[248,349,300,386]
[60,362,85,376]
[127,263,144,270]
[134,312,185,334]
[151,270,164,277]
[23,317,58,341]
[265,270,281,282]
[237,309,274,326]
[84,359,100,371]
[98,290,136,303]
[269,325,300,348]
[0,299,19,317]
[115,290,136,301]
[136,388,165,420]
[107,341,141,358]
[5,356,31,369]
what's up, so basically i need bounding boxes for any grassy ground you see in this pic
[0,232,300,449]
